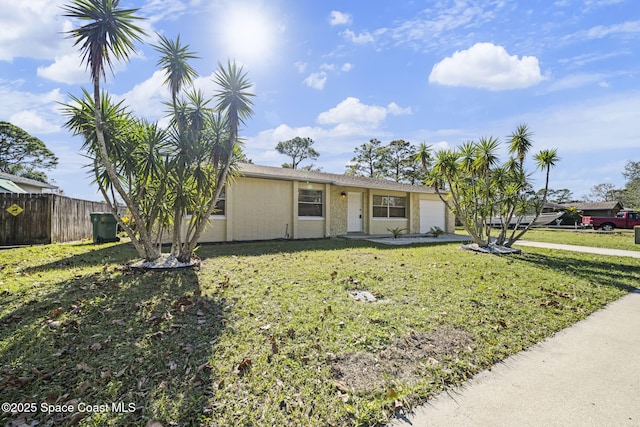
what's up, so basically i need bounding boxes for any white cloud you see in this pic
[429,42,544,90]
[0,0,68,61]
[584,0,625,12]
[342,63,354,72]
[558,50,629,67]
[387,102,412,116]
[315,97,396,135]
[141,0,188,23]
[37,54,91,84]
[0,84,65,133]
[245,97,420,173]
[9,110,61,134]
[303,72,328,90]
[386,1,503,51]
[246,97,412,167]
[320,63,335,71]
[317,97,386,126]
[341,29,375,44]
[113,70,170,120]
[586,21,640,39]
[543,72,610,92]
[330,11,352,26]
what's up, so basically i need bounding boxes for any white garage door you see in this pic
[419,200,446,233]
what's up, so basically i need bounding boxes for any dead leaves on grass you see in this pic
[234,358,253,377]
[331,328,474,392]
[539,286,579,311]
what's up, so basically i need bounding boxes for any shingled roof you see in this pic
[0,172,58,190]
[563,201,623,211]
[238,163,436,194]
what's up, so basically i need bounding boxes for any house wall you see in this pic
[187,176,451,242]
[18,183,46,193]
[183,216,226,242]
[230,177,293,241]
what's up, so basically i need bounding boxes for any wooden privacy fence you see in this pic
[0,193,114,245]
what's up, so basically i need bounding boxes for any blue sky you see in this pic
[1,0,639,201]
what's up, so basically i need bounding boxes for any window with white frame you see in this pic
[373,195,406,218]
[298,189,323,217]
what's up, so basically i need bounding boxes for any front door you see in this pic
[347,192,363,233]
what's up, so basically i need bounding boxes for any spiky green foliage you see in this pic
[427,125,559,247]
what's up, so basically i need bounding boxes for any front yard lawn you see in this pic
[1,239,638,426]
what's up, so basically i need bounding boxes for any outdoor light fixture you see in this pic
[340,191,346,198]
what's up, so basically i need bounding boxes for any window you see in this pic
[298,189,323,217]
[212,187,225,216]
[373,195,406,218]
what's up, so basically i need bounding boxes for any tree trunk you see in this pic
[505,169,551,247]
[92,78,159,261]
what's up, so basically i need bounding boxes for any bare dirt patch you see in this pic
[331,328,474,392]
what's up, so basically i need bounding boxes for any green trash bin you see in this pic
[635,226,640,245]
[90,212,120,244]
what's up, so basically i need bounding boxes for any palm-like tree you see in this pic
[154,32,205,255]
[414,142,433,171]
[214,61,255,152]
[507,148,560,246]
[177,60,255,262]
[153,34,199,112]
[534,149,560,206]
[428,148,487,245]
[473,137,500,241]
[508,123,533,169]
[62,0,158,259]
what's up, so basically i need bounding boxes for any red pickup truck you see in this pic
[581,210,640,231]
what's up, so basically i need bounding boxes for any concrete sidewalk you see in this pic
[389,289,640,427]
[515,240,640,258]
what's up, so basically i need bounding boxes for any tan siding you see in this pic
[297,219,325,238]
[370,218,409,234]
[176,176,451,242]
[232,177,293,240]
[187,217,226,242]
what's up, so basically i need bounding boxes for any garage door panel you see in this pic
[419,200,445,233]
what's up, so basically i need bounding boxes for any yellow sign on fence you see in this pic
[6,204,24,216]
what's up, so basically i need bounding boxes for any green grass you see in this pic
[517,228,640,251]
[1,238,639,426]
